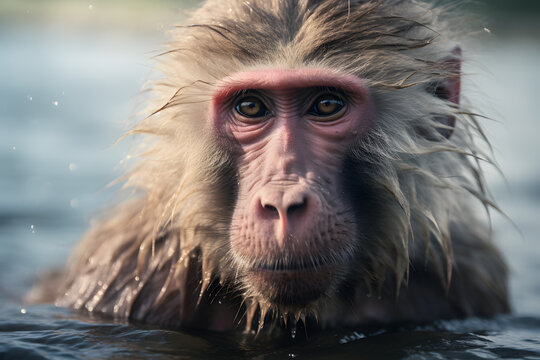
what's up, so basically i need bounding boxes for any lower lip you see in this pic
[246,266,337,305]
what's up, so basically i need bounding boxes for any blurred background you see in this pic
[0,0,539,356]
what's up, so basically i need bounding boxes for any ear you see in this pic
[431,46,461,139]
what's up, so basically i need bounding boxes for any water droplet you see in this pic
[135,276,140,282]
[53,100,59,106]
[20,308,27,314]
[483,27,491,34]
[69,162,78,172]
[28,96,33,101]
[290,317,297,339]
[70,198,79,208]
[218,300,222,304]
[12,146,16,150]
[88,4,93,10]
[288,354,297,358]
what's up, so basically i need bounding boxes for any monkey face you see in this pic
[211,68,375,308]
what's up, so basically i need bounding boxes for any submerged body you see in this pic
[42,0,508,331]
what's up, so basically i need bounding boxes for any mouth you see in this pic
[246,262,338,306]
[251,257,327,271]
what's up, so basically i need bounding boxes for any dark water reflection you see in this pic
[2,303,540,359]
[1,21,539,360]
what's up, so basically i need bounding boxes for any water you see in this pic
[1,23,540,359]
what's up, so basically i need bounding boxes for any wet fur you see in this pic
[43,0,508,331]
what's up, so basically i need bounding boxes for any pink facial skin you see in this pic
[211,69,374,306]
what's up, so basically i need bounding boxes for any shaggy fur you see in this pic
[47,0,508,331]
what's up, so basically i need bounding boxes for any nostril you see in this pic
[259,201,280,219]
[257,192,313,223]
[286,198,307,218]
[264,204,278,214]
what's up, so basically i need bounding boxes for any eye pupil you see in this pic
[310,95,344,117]
[235,97,268,118]
[319,100,335,111]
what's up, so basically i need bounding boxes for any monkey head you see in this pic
[149,0,469,326]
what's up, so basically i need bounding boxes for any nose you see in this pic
[255,185,317,236]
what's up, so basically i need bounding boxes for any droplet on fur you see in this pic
[257,302,270,333]
[53,101,59,106]
[483,27,491,33]
[20,308,27,314]
[290,317,297,339]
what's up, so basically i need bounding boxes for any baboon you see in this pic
[45,0,510,331]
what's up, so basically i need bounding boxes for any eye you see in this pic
[235,97,269,118]
[308,94,345,117]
